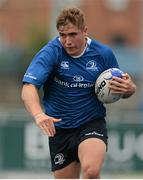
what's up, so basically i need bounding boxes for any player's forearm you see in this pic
[21,84,43,117]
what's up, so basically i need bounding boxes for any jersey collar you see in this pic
[58,37,92,58]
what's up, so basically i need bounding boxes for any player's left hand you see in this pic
[109,73,136,98]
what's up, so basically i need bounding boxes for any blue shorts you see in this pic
[49,118,108,171]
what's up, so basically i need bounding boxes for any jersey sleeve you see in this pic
[22,45,58,89]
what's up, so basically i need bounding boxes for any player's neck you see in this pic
[71,37,91,58]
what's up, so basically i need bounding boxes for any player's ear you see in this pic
[83,26,88,36]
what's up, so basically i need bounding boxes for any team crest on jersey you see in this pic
[60,61,69,69]
[86,60,97,71]
[54,153,65,165]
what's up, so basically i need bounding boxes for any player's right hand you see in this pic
[34,113,61,137]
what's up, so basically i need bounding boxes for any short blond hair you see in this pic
[56,7,86,30]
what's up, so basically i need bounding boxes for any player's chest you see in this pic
[56,56,105,83]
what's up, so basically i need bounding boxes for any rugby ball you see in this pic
[95,68,124,104]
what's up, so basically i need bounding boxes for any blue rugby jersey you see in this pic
[22,37,119,128]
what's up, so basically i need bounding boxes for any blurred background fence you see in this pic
[0,0,143,178]
[0,110,143,178]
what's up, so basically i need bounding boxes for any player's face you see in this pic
[58,23,87,56]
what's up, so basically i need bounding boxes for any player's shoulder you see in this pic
[39,37,62,54]
[44,37,62,49]
[90,38,113,55]
[31,37,62,62]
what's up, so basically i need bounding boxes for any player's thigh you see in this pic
[78,138,106,170]
[53,161,81,179]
